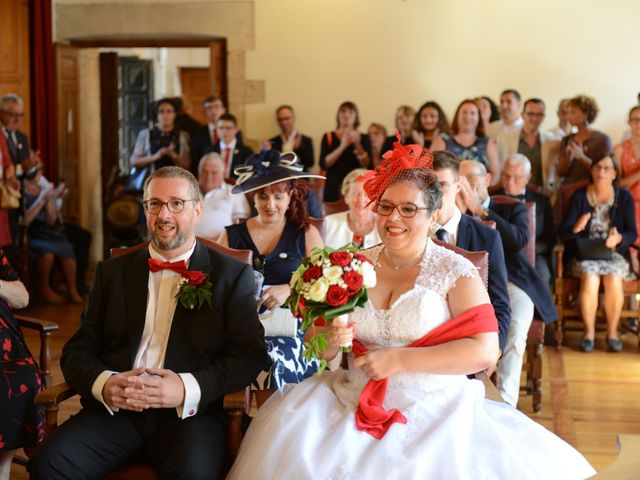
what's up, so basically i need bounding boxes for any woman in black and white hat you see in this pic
[218,149,324,388]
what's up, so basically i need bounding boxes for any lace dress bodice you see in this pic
[333,240,480,400]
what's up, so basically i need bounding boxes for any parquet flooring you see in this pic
[9,302,640,478]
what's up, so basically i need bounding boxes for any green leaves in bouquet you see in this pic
[303,332,328,373]
[176,279,214,310]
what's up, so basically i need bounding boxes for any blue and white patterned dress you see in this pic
[225,221,318,388]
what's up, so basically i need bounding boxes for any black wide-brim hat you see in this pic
[231,149,325,195]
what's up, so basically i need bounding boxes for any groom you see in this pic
[30,167,271,479]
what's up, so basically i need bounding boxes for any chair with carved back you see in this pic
[324,199,348,216]
[553,180,640,348]
[482,195,545,412]
[34,237,254,479]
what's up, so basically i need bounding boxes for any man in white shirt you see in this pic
[30,166,270,479]
[486,89,524,139]
[195,152,250,239]
[212,113,253,180]
[548,98,574,139]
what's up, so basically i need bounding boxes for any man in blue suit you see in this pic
[432,152,511,354]
[458,159,556,407]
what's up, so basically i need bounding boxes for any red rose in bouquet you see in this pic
[342,270,363,293]
[325,285,350,306]
[303,265,323,282]
[182,270,207,286]
[329,251,352,267]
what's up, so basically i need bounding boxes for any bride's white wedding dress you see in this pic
[227,241,595,480]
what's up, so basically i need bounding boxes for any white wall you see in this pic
[245,0,640,157]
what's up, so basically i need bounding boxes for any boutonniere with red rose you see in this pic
[176,270,214,310]
[286,245,377,371]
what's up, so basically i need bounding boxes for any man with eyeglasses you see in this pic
[494,154,556,292]
[457,159,556,407]
[431,151,511,354]
[267,105,314,171]
[30,166,271,479]
[495,98,561,194]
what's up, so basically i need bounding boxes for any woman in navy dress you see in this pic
[0,250,44,480]
[218,149,325,388]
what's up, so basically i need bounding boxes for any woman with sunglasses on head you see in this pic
[130,97,191,176]
[227,141,594,480]
[431,99,500,183]
[558,155,636,353]
[218,150,324,388]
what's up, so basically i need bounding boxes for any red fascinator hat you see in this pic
[363,132,434,204]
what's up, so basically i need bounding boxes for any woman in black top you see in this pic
[320,101,371,201]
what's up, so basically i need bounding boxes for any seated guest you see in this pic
[558,155,636,353]
[458,159,556,406]
[320,101,371,201]
[268,105,314,171]
[549,98,574,139]
[495,98,561,194]
[194,153,251,240]
[431,99,500,183]
[29,166,270,479]
[218,150,324,388]
[496,154,557,291]
[0,134,19,254]
[212,113,253,181]
[618,93,640,143]
[557,95,612,186]
[432,151,511,352]
[614,105,640,250]
[130,97,191,173]
[475,95,500,128]
[227,141,594,480]
[0,249,42,480]
[190,94,243,174]
[486,89,524,139]
[23,167,83,304]
[324,168,381,249]
[410,101,450,149]
[380,105,415,154]
[368,123,387,167]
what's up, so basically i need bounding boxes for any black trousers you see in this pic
[28,406,227,480]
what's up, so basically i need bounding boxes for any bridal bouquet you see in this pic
[286,245,377,371]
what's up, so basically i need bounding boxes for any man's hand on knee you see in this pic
[124,368,186,409]
[102,366,147,411]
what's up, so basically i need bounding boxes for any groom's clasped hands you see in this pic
[102,366,186,411]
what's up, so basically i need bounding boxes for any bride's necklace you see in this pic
[382,247,422,270]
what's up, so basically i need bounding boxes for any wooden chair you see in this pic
[34,238,254,479]
[490,195,545,413]
[324,199,348,216]
[309,216,325,241]
[553,181,640,348]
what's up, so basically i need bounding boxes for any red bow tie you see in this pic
[148,258,188,275]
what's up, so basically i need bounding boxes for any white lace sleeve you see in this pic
[417,241,479,298]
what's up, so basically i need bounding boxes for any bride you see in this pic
[227,142,595,480]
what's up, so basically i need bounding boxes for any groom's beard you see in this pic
[150,219,192,252]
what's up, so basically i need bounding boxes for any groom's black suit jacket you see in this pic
[61,240,271,414]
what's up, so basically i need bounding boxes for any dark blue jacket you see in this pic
[456,214,511,350]
[558,186,637,260]
[487,200,557,324]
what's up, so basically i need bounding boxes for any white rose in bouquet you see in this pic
[307,277,330,302]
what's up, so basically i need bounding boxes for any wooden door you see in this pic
[56,44,80,222]
[179,67,210,125]
[209,40,227,106]
[0,0,30,138]
[119,57,154,161]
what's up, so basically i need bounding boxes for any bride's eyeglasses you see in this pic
[372,201,428,218]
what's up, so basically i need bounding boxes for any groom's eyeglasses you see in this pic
[143,198,197,214]
[373,201,428,218]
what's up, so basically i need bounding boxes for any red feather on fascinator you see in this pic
[363,131,434,204]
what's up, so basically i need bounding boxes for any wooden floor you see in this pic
[9,302,640,479]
